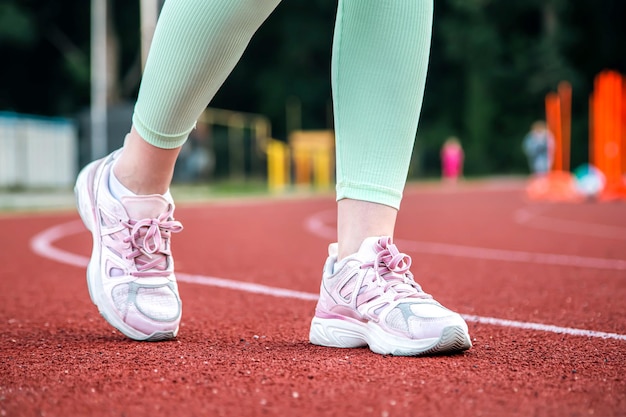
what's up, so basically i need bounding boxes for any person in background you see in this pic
[174,121,214,182]
[74,0,471,356]
[440,136,464,183]
[522,120,554,175]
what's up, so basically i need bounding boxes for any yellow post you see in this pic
[267,139,290,192]
[289,130,334,190]
[313,148,331,189]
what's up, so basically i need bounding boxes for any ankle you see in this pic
[112,162,170,196]
[112,129,181,195]
[337,200,397,260]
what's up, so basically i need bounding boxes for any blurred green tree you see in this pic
[0,0,624,177]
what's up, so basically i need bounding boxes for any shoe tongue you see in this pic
[120,195,170,219]
[356,236,391,261]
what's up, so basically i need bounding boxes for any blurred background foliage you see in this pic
[1,0,624,178]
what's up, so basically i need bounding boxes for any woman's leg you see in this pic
[114,0,282,196]
[331,0,434,259]
[309,0,471,356]
[76,0,282,341]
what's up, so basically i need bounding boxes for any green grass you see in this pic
[170,179,335,202]
[171,179,268,199]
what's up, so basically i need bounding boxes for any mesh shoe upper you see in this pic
[99,195,183,322]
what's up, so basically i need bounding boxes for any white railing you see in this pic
[0,112,78,188]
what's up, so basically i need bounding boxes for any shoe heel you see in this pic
[309,317,367,348]
[74,162,98,232]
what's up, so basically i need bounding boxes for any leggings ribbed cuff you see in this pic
[336,181,403,210]
[132,112,193,149]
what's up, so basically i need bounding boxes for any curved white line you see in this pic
[30,220,89,268]
[396,240,626,270]
[515,206,626,241]
[305,209,626,271]
[29,220,626,341]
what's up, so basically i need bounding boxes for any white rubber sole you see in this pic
[309,316,472,356]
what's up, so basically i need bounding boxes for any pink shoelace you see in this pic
[361,237,432,301]
[122,206,183,277]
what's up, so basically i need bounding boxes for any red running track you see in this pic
[1,180,625,417]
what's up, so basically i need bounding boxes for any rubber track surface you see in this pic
[1,181,625,416]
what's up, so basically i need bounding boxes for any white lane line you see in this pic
[305,209,626,271]
[29,220,626,342]
[461,315,626,341]
[175,275,626,341]
[177,273,319,301]
[397,240,626,270]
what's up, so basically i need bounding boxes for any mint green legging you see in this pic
[133,0,433,209]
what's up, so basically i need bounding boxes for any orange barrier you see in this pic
[545,92,562,172]
[590,70,626,200]
[558,81,572,173]
[530,73,626,202]
[545,81,572,173]
[526,171,583,203]
[529,82,577,202]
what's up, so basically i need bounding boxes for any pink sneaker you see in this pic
[74,151,183,341]
[309,236,471,356]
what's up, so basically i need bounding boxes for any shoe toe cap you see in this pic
[387,301,468,340]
